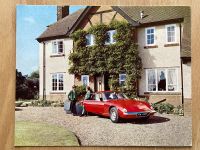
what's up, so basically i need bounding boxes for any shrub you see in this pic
[152,103,175,114]
[75,85,86,97]
[15,101,23,107]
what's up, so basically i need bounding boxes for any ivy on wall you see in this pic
[69,20,142,97]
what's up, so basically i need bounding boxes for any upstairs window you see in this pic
[52,40,64,54]
[119,74,126,86]
[166,24,176,43]
[105,30,116,44]
[52,73,64,91]
[86,34,95,46]
[145,27,155,46]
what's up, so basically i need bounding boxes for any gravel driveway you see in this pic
[15,107,192,146]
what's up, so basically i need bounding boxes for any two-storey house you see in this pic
[37,6,191,108]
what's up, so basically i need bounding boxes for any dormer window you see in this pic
[86,34,95,46]
[52,40,64,54]
[105,30,116,44]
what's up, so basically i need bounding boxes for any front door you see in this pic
[95,75,104,91]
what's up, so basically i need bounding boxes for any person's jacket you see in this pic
[68,90,77,101]
[85,90,91,100]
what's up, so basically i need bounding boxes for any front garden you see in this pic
[15,121,79,146]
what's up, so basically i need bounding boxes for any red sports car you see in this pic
[81,91,156,123]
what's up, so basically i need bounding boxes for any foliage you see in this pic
[75,85,87,97]
[69,20,142,97]
[31,100,64,107]
[152,102,175,114]
[29,70,39,79]
[16,69,39,100]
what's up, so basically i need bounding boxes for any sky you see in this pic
[16,5,86,76]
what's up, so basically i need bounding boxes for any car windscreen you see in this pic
[104,92,129,100]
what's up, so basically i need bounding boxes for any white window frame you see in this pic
[165,24,177,44]
[51,73,64,92]
[105,30,116,45]
[119,74,126,85]
[146,68,178,92]
[86,34,95,46]
[81,75,89,86]
[52,40,64,55]
[145,27,156,46]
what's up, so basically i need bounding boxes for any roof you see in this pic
[37,8,85,42]
[37,6,191,58]
[113,6,191,58]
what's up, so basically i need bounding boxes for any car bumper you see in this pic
[120,110,156,119]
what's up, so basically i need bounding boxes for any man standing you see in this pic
[68,85,77,116]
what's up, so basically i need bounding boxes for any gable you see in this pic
[79,6,127,30]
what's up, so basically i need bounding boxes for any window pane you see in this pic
[112,30,117,43]
[58,41,63,53]
[167,25,175,42]
[58,74,64,91]
[86,34,91,45]
[147,70,156,91]
[52,74,57,91]
[52,42,57,53]
[157,69,166,91]
[105,32,111,43]
[168,69,177,91]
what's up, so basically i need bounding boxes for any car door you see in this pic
[84,93,105,114]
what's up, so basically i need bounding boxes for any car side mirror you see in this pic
[100,98,103,101]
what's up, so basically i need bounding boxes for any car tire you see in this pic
[110,107,119,123]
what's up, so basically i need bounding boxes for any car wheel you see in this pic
[110,107,119,123]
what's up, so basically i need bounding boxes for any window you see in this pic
[52,73,64,91]
[86,34,95,46]
[81,75,89,86]
[166,24,176,43]
[52,40,64,54]
[146,68,178,92]
[119,74,126,86]
[145,27,155,46]
[105,30,116,44]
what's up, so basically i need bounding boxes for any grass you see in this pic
[15,121,80,146]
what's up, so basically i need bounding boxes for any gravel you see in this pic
[15,107,192,146]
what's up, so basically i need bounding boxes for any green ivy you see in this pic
[69,20,142,97]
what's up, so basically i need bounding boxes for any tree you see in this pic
[16,69,39,100]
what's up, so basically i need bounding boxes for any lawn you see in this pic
[15,121,79,146]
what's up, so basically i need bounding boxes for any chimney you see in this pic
[140,11,144,19]
[57,6,69,21]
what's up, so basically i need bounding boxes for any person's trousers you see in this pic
[70,101,77,114]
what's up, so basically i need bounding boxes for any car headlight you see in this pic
[122,108,127,113]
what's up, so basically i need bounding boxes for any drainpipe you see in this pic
[179,23,184,116]
[43,42,46,101]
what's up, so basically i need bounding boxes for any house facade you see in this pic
[37,6,191,107]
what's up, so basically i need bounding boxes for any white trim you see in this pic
[146,68,178,92]
[165,24,177,44]
[51,39,64,55]
[81,75,89,86]
[145,27,156,46]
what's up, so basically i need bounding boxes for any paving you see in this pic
[15,107,192,146]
